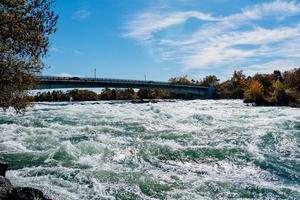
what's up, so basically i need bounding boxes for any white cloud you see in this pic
[184,24,300,69]
[242,59,300,75]
[73,9,91,20]
[124,11,220,41]
[242,0,300,20]
[49,47,63,53]
[124,0,300,73]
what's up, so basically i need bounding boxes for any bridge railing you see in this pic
[37,76,209,89]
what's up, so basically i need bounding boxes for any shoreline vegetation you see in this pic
[32,68,300,108]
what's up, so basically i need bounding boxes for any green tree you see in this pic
[200,75,219,87]
[271,80,290,105]
[0,0,58,112]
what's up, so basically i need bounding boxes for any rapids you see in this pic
[0,100,299,199]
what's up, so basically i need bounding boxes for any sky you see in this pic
[44,0,300,81]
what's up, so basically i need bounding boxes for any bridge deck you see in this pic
[35,76,216,98]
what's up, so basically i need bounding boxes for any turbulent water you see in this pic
[0,100,299,200]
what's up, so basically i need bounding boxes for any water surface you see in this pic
[0,100,299,199]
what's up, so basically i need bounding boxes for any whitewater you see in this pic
[0,100,299,199]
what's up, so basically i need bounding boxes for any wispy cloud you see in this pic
[73,9,91,20]
[124,0,300,73]
[50,47,85,56]
[49,47,63,53]
[162,67,171,71]
[242,59,300,75]
[242,0,300,20]
[183,24,300,69]
[124,11,220,41]
[73,49,84,55]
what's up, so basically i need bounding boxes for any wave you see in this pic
[1,100,299,199]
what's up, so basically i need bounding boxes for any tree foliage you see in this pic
[283,68,300,91]
[244,80,264,104]
[200,75,219,87]
[0,0,58,112]
[168,75,191,85]
[252,73,275,95]
[219,70,247,99]
[271,80,290,105]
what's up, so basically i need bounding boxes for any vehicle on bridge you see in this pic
[69,77,81,80]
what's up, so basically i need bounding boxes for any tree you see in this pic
[244,80,264,104]
[283,68,300,91]
[230,70,247,99]
[168,75,191,85]
[271,80,290,105]
[137,88,150,99]
[219,71,247,99]
[124,88,136,100]
[252,73,275,95]
[200,75,219,87]
[0,0,58,112]
[110,89,117,100]
[99,88,112,100]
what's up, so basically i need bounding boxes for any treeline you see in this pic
[214,68,299,106]
[32,68,300,107]
[166,68,299,107]
[32,88,194,102]
[167,68,300,106]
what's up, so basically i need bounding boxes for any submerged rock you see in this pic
[0,161,52,200]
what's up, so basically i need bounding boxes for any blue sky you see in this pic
[44,0,300,81]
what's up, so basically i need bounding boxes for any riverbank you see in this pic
[0,162,52,200]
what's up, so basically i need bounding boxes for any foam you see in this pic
[1,100,299,199]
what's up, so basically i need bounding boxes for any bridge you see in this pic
[35,76,217,98]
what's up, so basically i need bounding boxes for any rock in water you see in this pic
[0,162,8,177]
[0,176,14,200]
[0,161,52,200]
[0,162,13,199]
[10,187,52,200]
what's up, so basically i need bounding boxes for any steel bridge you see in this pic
[35,76,217,98]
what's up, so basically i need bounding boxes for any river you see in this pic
[0,100,299,199]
